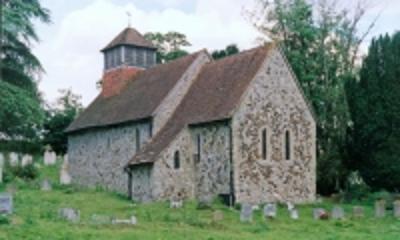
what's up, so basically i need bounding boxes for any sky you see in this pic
[33,0,400,106]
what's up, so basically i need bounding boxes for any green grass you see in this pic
[0,161,399,240]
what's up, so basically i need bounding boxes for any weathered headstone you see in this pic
[44,150,56,166]
[352,206,364,218]
[170,199,183,208]
[41,179,52,191]
[332,206,345,220]
[393,200,400,218]
[289,208,299,220]
[313,208,329,220]
[90,214,111,225]
[240,203,253,222]
[21,154,33,167]
[58,208,80,223]
[112,216,137,225]
[212,210,224,222]
[0,193,13,215]
[375,200,386,218]
[60,155,71,185]
[263,203,277,219]
[287,202,295,211]
[9,152,19,167]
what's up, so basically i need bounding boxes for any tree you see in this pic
[247,0,376,193]
[42,89,83,154]
[211,44,240,60]
[346,32,400,191]
[0,0,50,140]
[144,31,191,63]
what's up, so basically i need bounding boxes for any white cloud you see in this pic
[34,0,261,106]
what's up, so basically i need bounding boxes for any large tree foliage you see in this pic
[248,0,375,193]
[0,0,50,139]
[346,32,400,191]
[211,44,240,60]
[42,89,83,154]
[144,31,191,63]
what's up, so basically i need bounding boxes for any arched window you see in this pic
[174,151,180,169]
[261,128,267,160]
[285,130,291,160]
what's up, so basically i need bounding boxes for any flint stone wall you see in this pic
[190,123,231,202]
[68,121,151,193]
[232,48,316,204]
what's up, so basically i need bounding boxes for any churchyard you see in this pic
[0,154,399,240]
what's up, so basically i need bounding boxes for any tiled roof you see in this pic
[66,51,203,133]
[101,27,156,51]
[129,44,273,165]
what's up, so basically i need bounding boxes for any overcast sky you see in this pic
[33,0,399,106]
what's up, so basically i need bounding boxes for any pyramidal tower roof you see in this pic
[101,27,156,52]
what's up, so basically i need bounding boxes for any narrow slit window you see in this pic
[196,134,201,162]
[174,151,180,169]
[136,128,141,151]
[285,130,291,160]
[262,128,267,160]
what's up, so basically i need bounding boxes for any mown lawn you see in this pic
[0,162,399,240]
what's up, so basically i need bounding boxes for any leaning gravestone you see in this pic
[263,203,277,219]
[21,154,33,167]
[9,152,19,167]
[393,200,400,218]
[58,208,80,223]
[352,206,364,218]
[44,150,57,166]
[0,193,13,215]
[60,155,72,185]
[170,199,183,208]
[332,206,345,220]
[375,199,386,218]
[240,203,253,222]
[41,179,52,191]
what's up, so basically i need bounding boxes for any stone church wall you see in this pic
[232,48,316,204]
[151,129,196,200]
[68,121,152,193]
[190,123,231,202]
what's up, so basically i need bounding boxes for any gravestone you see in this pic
[41,179,52,191]
[287,202,295,211]
[352,206,364,218]
[90,214,111,225]
[44,150,57,166]
[240,203,253,222]
[9,152,19,167]
[375,200,386,218]
[0,193,13,215]
[112,216,137,225]
[212,210,224,222]
[313,208,329,220]
[60,155,71,185]
[332,206,345,220]
[21,154,33,167]
[170,199,183,208]
[252,205,260,211]
[263,203,277,219]
[393,200,400,218]
[289,208,299,220]
[58,208,80,223]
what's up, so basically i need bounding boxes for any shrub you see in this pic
[0,215,10,225]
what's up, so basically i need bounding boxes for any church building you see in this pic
[66,27,316,204]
